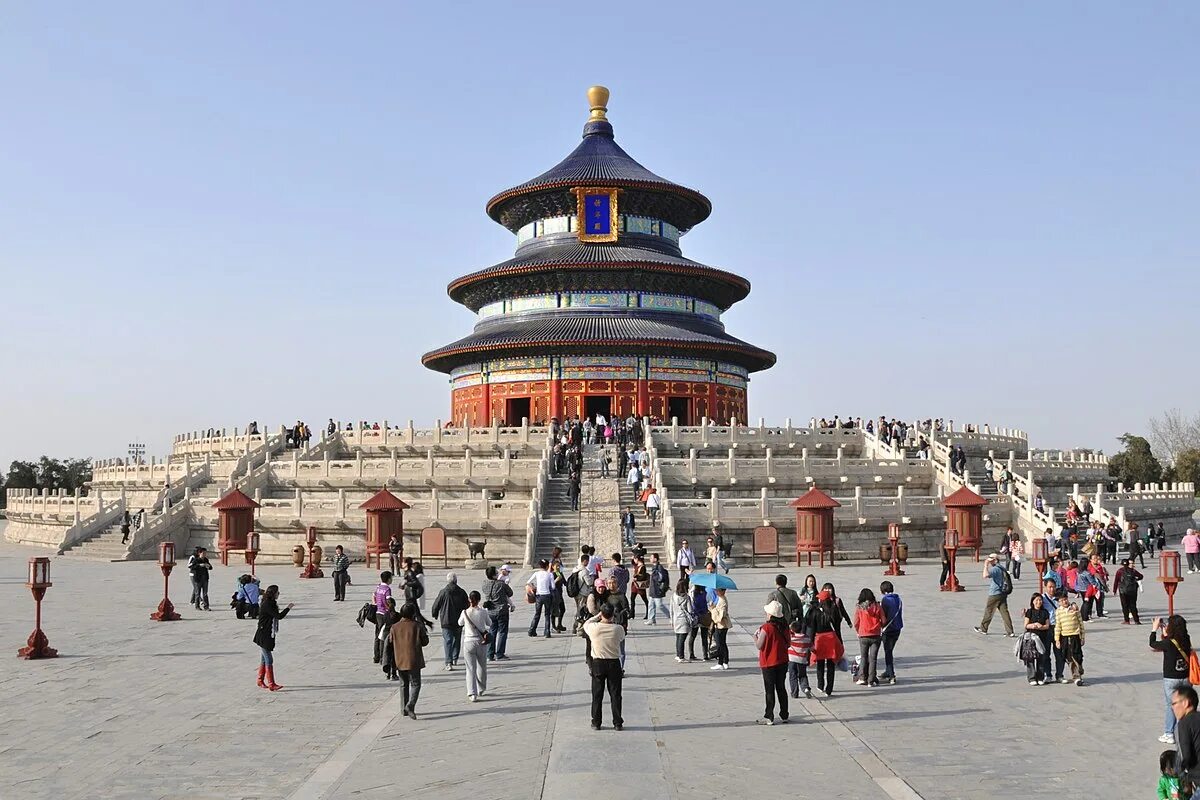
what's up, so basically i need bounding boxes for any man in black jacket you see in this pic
[1174,685,1200,789]
[768,574,803,625]
[431,573,469,671]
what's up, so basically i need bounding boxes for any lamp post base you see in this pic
[17,628,58,659]
[300,563,324,579]
[884,563,906,576]
[151,598,182,621]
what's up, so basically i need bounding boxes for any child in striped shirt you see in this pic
[787,620,813,699]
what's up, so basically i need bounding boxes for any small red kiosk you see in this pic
[942,486,987,562]
[361,488,409,570]
[791,487,839,568]
[213,489,260,567]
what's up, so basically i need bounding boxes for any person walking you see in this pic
[253,584,292,691]
[459,591,491,702]
[671,579,694,663]
[331,545,351,601]
[974,553,1015,637]
[1150,615,1194,745]
[432,573,469,670]
[709,586,732,670]
[787,617,813,698]
[372,571,394,664]
[481,566,513,661]
[853,588,884,687]
[621,507,637,549]
[1009,532,1024,581]
[676,539,697,580]
[807,588,846,697]
[629,556,648,621]
[1185,530,1200,574]
[645,488,660,524]
[879,580,903,684]
[1054,593,1086,686]
[389,603,429,719]
[1021,593,1052,685]
[754,600,790,725]
[379,597,402,680]
[527,559,556,638]
[646,554,670,625]
[583,606,626,731]
[768,575,803,626]
[188,546,213,611]
[1113,558,1144,624]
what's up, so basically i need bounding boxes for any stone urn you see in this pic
[312,544,324,565]
[291,545,305,566]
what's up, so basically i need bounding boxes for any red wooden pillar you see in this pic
[707,383,719,423]
[550,378,562,422]
[942,486,987,562]
[481,382,492,425]
[636,378,649,418]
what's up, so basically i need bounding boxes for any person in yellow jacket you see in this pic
[1054,592,1086,686]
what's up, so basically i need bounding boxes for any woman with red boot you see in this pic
[253,584,292,691]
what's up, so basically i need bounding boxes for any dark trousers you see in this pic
[686,626,710,659]
[373,617,385,663]
[761,663,789,721]
[590,658,623,727]
[191,578,209,609]
[1188,553,1199,572]
[1119,592,1141,623]
[675,633,687,659]
[399,668,422,711]
[551,596,566,631]
[1012,560,1022,580]
[333,570,349,600]
[713,627,729,665]
[487,612,509,658]
[630,588,647,618]
[529,595,552,636]
[1051,638,1066,680]
[816,659,836,694]
[787,660,810,696]
[939,562,950,586]
[1082,594,1105,620]
[881,631,901,677]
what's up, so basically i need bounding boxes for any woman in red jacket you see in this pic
[755,600,790,725]
[854,588,885,687]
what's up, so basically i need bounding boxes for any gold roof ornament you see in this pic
[587,85,609,122]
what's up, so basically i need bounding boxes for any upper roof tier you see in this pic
[485,87,712,234]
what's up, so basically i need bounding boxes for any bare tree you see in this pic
[1149,408,1200,466]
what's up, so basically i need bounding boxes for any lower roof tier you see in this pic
[422,311,776,374]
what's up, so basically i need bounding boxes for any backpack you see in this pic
[1017,635,1040,664]
[405,577,424,602]
[651,565,669,595]
[565,570,583,598]
[1118,569,1139,596]
[999,568,1013,598]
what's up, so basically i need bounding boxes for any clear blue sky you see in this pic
[2,3,1197,464]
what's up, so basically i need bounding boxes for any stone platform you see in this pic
[0,520,1183,799]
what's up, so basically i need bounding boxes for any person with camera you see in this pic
[481,566,514,661]
[253,584,292,691]
[583,605,626,731]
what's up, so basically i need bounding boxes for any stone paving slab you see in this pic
[0,524,1191,800]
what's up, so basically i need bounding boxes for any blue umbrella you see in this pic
[688,572,738,590]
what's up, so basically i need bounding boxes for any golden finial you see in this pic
[587,85,610,121]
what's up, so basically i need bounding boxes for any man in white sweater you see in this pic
[583,606,626,731]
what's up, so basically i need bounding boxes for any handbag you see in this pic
[466,611,491,645]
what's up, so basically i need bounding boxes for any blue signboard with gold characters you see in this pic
[574,187,619,242]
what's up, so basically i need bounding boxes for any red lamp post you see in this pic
[1158,550,1183,616]
[17,557,58,659]
[940,528,964,592]
[150,541,182,621]
[245,532,260,578]
[1031,537,1049,583]
[300,525,324,579]
[884,523,905,576]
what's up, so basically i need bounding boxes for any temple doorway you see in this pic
[584,395,612,422]
[505,397,531,425]
[668,396,691,425]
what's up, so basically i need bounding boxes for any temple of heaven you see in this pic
[422,86,776,427]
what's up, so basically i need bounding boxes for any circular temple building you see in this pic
[422,87,776,427]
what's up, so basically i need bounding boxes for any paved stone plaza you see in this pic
[0,521,1189,800]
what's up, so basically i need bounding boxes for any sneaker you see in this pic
[973,626,986,635]
[721,664,730,671]
[710,664,723,671]
[591,723,601,730]
[804,688,814,698]
[614,724,624,731]
[779,717,790,724]
[675,656,685,663]
[407,709,418,720]
[469,694,477,702]
[888,677,897,685]
[1006,633,1018,638]
[757,717,774,726]
[1159,733,1176,744]
[1075,679,1085,686]
[644,620,654,626]
[1036,680,1044,685]
[527,632,537,638]
[445,665,453,671]
[1029,680,1037,686]
[497,655,510,661]
[855,679,868,686]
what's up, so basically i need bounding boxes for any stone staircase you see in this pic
[61,523,131,561]
[619,476,664,557]
[535,471,581,562]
